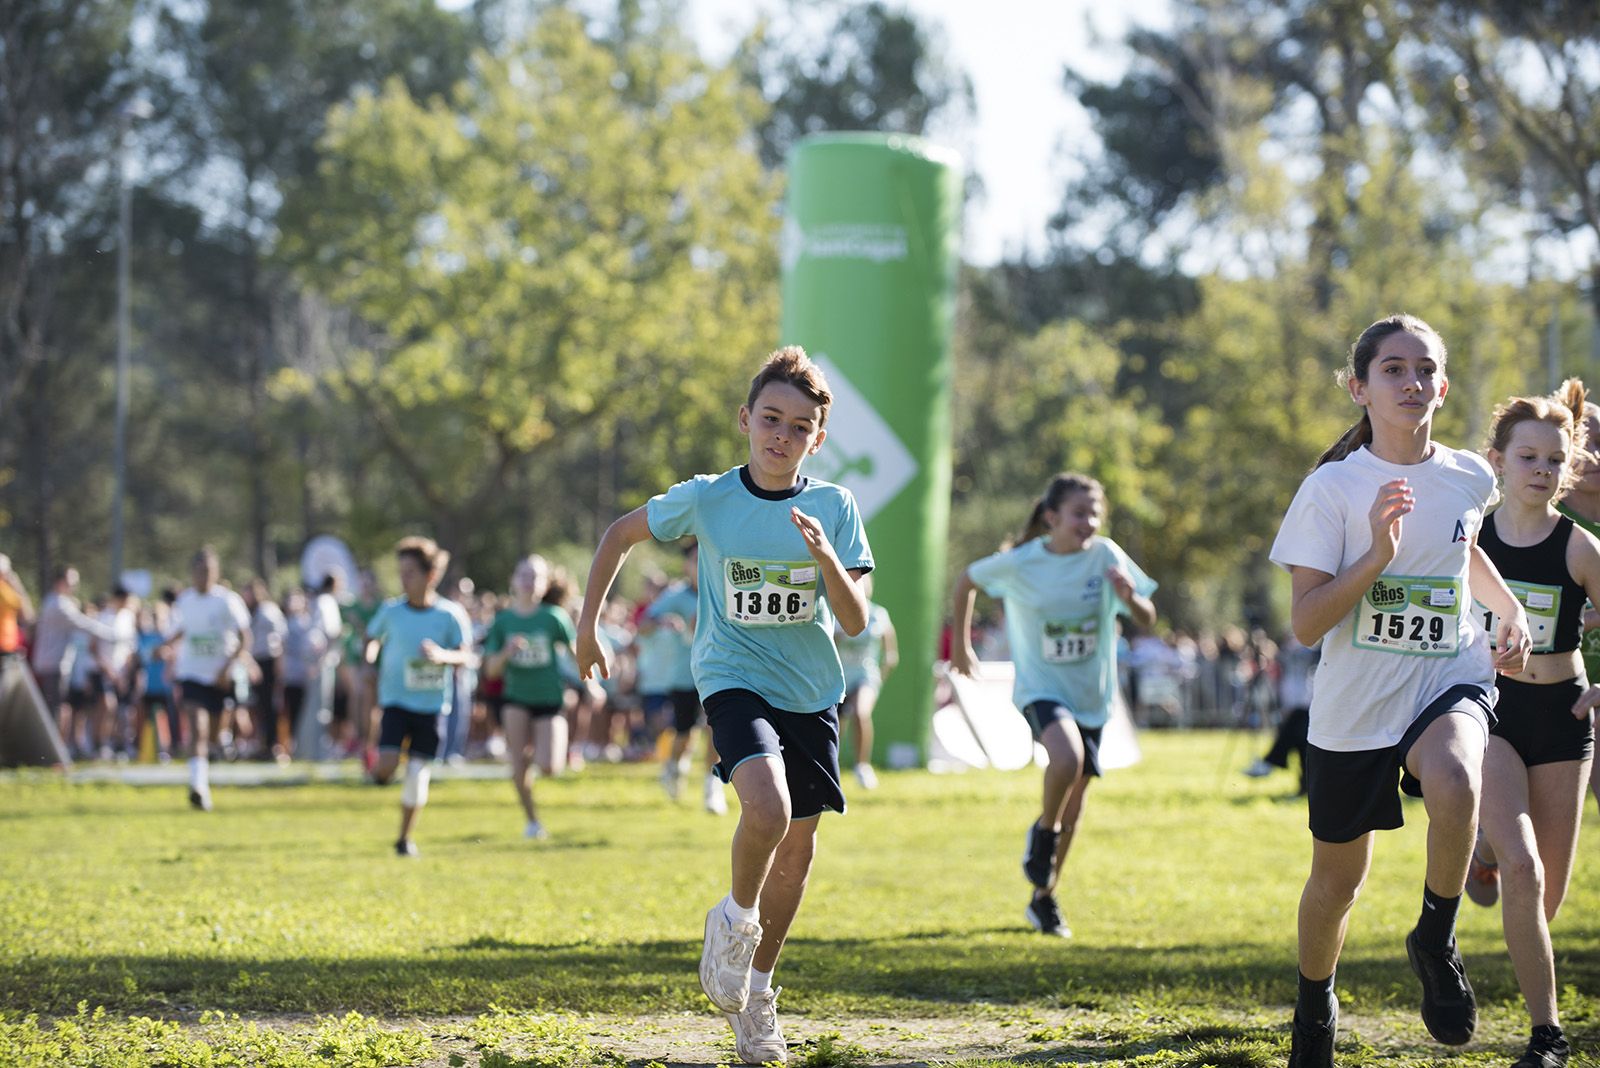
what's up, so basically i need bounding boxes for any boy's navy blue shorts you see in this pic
[378,706,445,759]
[704,688,844,819]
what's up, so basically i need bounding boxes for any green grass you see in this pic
[1,733,1597,1066]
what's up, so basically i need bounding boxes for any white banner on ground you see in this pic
[932,660,1141,772]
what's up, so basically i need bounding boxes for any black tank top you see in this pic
[1478,512,1586,653]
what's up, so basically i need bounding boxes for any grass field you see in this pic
[1,732,1597,1067]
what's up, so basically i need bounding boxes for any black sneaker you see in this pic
[1405,928,1476,1045]
[188,787,212,812]
[395,839,418,858]
[1022,821,1058,889]
[1287,998,1338,1068]
[1024,893,1071,937]
[1512,1029,1570,1068]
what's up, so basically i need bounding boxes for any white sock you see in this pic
[188,756,209,790]
[749,967,773,995]
[724,893,760,926]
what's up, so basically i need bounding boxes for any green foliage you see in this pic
[793,1031,871,1068]
[741,1,975,169]
[279,8,778,566]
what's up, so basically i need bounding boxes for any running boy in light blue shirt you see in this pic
[365,536,476,858]
[576,347,873,1066]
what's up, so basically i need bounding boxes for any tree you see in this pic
[148,0,479,576]
[278,8,779,573]
[0,0,136,591]
[1422,3,1600,324]
[740,0,975,170]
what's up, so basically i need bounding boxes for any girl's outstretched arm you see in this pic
[949,569,980,677]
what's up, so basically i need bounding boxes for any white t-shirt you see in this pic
[173,586,252,685]
[93,606,138,676]
[1269,444,1496,751]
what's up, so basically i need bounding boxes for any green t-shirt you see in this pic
[484,604,575,707]
[1557,502,1600,682]
[343,599,381,662]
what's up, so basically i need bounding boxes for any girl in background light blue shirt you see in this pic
[952,472,1157,939]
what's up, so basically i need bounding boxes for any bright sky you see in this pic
[687,0,1173,264]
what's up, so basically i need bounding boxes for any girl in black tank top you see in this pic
[1476,513,1588,655]
[1471,384,1600,1068]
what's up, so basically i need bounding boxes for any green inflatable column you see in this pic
[781,133,963,769]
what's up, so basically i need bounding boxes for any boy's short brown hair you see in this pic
[746,345,833,427]
[395,536,449,577]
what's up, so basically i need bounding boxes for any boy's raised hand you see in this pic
[790,507,836,564]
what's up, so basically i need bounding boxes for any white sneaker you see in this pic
[524,819,549,840]
[660,762,681,801]
[853,763,878,790]
[726,986,786,1064]
[704,772,728,815]
[699,902,760,1012]
[1243,758,1275,778]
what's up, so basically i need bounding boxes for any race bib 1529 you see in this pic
[1354,575,1461,657]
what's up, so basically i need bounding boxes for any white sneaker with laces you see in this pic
[726,986,786,1065]
[704,772,728,815]
[524,819,549,840]
[853,763,878,790]
[699,902,760,1012]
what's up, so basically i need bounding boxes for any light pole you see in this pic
[111,96,152,585]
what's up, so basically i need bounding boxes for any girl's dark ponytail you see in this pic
[1020,499,1052,544]
[1314,413,1374,470]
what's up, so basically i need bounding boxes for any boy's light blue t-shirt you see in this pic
[368,596,473,715]
[637,582,698,694]
[646,466,874,713]
[967,536,1156,729]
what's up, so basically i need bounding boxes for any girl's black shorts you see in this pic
[1491,676,1595,767]
[1306,684,1493,844]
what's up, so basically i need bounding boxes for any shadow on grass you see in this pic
[6,928,1598,1024]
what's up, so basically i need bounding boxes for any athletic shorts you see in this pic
[378,706,445,759]
[485,694,507,727]
[178,681,229,715]
[502,701,562,720]
[1021,700,1105,778]
[1491,676,1595,767]
[1306,683,1494,843]
[704,688,844,819]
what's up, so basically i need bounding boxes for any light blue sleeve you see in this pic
[646,476,703,542]
[1104,540,1157,608]
[830,488,874,572]
[966,548,1016,599]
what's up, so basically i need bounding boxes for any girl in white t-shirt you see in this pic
[1269,314,1531,1068]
